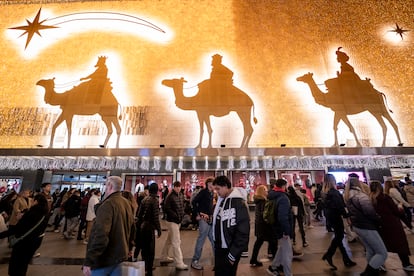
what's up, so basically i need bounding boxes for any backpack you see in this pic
[263,198,279,225]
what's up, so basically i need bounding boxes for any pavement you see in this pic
[1,211,414,276]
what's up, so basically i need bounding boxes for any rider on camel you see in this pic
[80,56,109,104]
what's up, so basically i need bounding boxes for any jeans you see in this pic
[91,263,122,276]
[271,237,293,276]
[353,226,387,269]
[192,219,214,261]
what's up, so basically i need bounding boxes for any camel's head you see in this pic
[296,72,313,83]
[161,77,187,89]
[36,78,55,88]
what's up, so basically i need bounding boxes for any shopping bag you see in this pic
[121,261,145,276]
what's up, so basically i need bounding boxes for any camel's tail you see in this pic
[252,105,258,124]
[379,91,393,114]
[118,104,123,120]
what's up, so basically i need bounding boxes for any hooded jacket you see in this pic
[212,188,250,262]
[267,188,293,239]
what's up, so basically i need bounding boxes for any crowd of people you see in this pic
[1,173,414,275]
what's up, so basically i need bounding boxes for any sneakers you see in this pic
[191,260,203,270]
[403,264,414,272]
[303,242,309,247]
[266,265,280,276]
[176,264,188,270]
[33,252,40,258]
[160,257,174,263]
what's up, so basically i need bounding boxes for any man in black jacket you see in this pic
[212,176,250,276]
[160,181,188,270]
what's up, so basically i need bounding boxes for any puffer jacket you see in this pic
[83,192,135,270]
[212,188,250,262]
[346,187,380,230]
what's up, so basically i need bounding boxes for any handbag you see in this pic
[121,261,145,276]
[9,216,45,247]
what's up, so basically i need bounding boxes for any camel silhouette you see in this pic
[161,77,257,148]
[36,78,122,148]
[296,72,402,147]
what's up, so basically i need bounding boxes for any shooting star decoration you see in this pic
[9,8,168,51]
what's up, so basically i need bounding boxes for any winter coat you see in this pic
[9,196,30,226]
[0,202,48,243]
[63,194,81,218]
[213,188,250,263]
[346,187,380,230]
[267,189,293,239]
[192,187,214,216]
[137,194,161,235]
[164,190,185,224]
[374,193,410,256]
[83,192,135,270]
[253,196,273,241]
[324,188,347,224]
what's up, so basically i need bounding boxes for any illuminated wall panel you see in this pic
[0,0,412,148]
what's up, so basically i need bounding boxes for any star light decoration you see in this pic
[9,8,58,49]
[389,23,410,40]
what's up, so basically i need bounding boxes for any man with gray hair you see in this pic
[82,176,135,276]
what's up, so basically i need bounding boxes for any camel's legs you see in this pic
[381,112,403,146]
[49,114,66,148]
[204,117,213,148]
[101,117,114,148]
[65,117,73,148]
[195,113,205,148]
[105,116,122,148]
[332,113,341,147]
[237,110,253,148]
[340,114,362,147]
[367,112,389,146]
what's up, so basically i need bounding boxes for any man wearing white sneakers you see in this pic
[160,181,188,270]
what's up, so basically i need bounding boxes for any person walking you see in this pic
[250,184,276,267]
[321,174,356,270]
[266,179,293,276]
[344,177,387,276]
[190,177,215,270]
[160,181,188,270]
[136,183,161,276]
[369,181,414,272]
[287,186,308,247]
[82,176,135,276]
[0,193,49,276]
[63,190,81,240]
[212,175,250,276]
[84,189,101,244]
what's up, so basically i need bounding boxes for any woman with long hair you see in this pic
[0,193,49,276]
[344,177,387,276]
[249,184,276,267]
[369,181,414,272]
[384,180,413,231]
[321,174,356,270]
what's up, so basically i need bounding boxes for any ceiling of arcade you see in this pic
[0,0,413,170]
